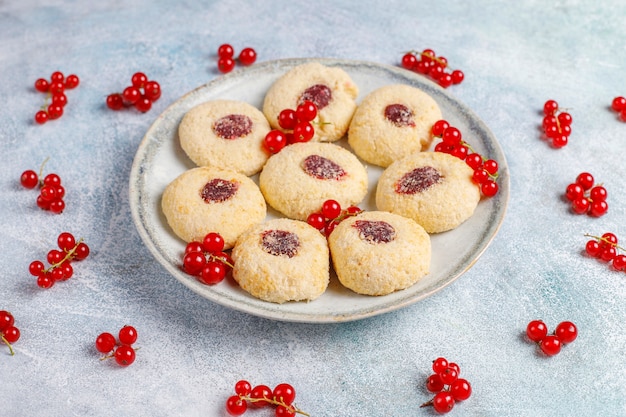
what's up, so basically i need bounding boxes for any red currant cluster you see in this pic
[217,44,257,73]
[541,99,572,148]
[20,161,67,214]
[400,49,464,88]
[564,172,608,217]
[28,232,90,289]
[225,380,309,417]
[526,320,577,356]
[306,199,362,238]
[264,101,319,154]
[584,232,626,270]
[95,325,138,367]
[432,119,499,197]
[611,96,626,121]
[182,232,234,285]
[33,71,80,124]
[0,311,20,356]
[106,72,161,113]
[420,357,472,414]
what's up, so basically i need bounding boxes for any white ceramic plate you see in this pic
[129,58,509,323]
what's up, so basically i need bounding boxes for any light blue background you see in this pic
[1,1,625,416]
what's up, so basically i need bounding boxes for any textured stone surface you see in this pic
[1,1,625,416]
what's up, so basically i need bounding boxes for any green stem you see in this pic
[2,335,15,356]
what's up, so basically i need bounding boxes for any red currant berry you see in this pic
[526,320,548,342]
[64,74,80,89]
[3,326,20,344]
[612,254,626,271]
[37,273,55,289]
[119,325,138,345]
[239,48,256,66]
[292,121,315,142]
[35,78,50,93]
[565,183,583,201]
[275,404,296,417]
[296,100,318,122]
[60,261,73,280]
[611,96,626,112]
[306,212,326,230]
[571,197,590,214]
[439,367,459,385]
[589,200,608,217]
[585,240,601,257]
[552,135,568,148]
[429,65,444,80]
[599,245,616,262]
[450,145,468,160]
[321,199,342,219]
[264,130,287,154]
[238,47,257,66]
[57,232,76,251]
[273,383,296,405]
[250,385,272,407]
[225,395,247,416]
[451,69,464,84]
[95,332,116,353]
[589,186,607,202]
[35,110,48,124]
[450,378,472,401]
[543,99,559,116]
[482,159,498,175]
[199,261,227,285]
[481,180,499,197]
[278,109,297,130]
[185,241,204,255]
[401,53,418,70]
[557,112,572,126]
[218,57,235,73]
[324,219,340,238]
[442,126,462,145]
[114,345,136,366]
[50,266,65,281]
[122,86,141,104]
[432,357,448,374]
[49,81,65,95]
[426,373,445,393]
[50,71,64,83]
[131,72,148,88]
[47,249,64,265]
[106,93,124,110]
[29,260,45,276]
[183,251,206,275]
[73,242,90,260]
[465,153,483,170]
[438,73,453,88]
[601,233,618,246]
[20,170,39,189]
[217,43,234,59]
[0,311,14,332]
[47,104,64,120]
[575,172,594,190]
[555,321,577,344]
[202,232,225,253]
[51,93,67,107]
[431,119,449,137]
[134,96,152,113]
[143,80,161,101]
[539,335,562,356]
[234,380,252,396]
[432,391,455,414]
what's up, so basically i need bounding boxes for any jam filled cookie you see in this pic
[328,210,430,296]
[232,218,330,304]
[376,152,480,233]
[178,100,271,176]
[348,84,442,167]
[259,142,368,221]
[262,62,359,142]
[161,166,266,249]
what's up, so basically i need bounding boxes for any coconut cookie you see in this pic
[348,84,442,168]
[161,166,266,249]
[328,211,430,296]
[178,100,271,176]
[259,142,368,221]
[376,151,480,233]
[232,218,330,304]
[262,62,359,142]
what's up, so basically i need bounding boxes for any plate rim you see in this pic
[129,57,510,323]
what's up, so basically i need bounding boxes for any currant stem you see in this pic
[240,395,310,416]
[207,253,234,269]
[99,346,141,361]
[45,238,84,273]
[419,399,433,408]
[459,140,499,180]
[1,335,15,356]
[408,50,450,69]
[584,234,626,252]
[37,157,50,187]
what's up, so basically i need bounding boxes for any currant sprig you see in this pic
[564,172,608,217]
[20,158,67,213]
[401,48,464,88]
[420,358,472,414]
[542,99,572,148]
[33,71,80,124]
[28,232,90,289]
[182,232,234,285]
[95,325,139,366]
[526,320,578,356]
[431,119,499,197]
[0,311,20,356]
[264,101,320,154]
[106,72,161,113]
[306,199,363,238]
[226,380,310,417]
[217,44,257,73]
[584,232,626,269]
